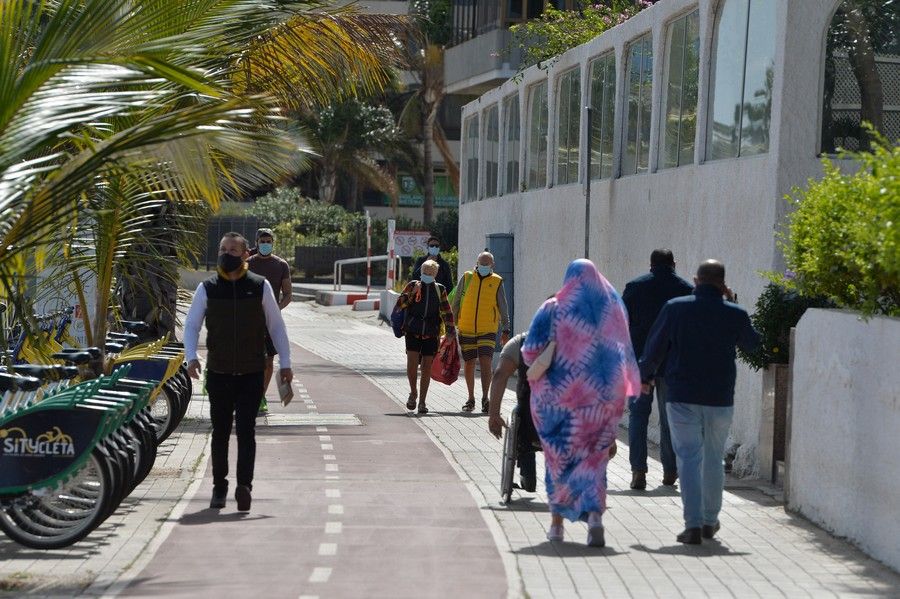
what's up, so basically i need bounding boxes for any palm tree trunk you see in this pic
[423,112,435,226]
[320,163,338,204]
[846,10,884,150]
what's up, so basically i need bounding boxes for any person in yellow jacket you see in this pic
[451,251,511,413]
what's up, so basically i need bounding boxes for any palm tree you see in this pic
[0,0,407,367]
[399,0,460,226]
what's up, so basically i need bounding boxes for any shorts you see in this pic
[264,332,277,357]
[405,334,439,357]
[458,332,496,361]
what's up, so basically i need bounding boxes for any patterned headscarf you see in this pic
[522,259,640,402]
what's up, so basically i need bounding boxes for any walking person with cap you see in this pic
[639,260,760,544]
[184,232,293,512]
[247,227,292,417]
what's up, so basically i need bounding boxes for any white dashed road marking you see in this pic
[308,568,332,583]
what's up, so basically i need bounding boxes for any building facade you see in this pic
[457,0,898,474]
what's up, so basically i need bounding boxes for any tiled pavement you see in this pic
[285,301,900,599]
[2,300,899,598]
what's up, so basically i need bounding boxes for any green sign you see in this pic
[388,174,458,208]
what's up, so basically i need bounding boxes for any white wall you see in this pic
[788,309,900,572]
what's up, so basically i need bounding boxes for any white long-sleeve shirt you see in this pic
[183,279,291,370]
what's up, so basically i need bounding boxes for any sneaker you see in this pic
[586,512,604,547]
[662,470,678,486]
[210,486,227,509]
[257,398,269,418]
[235,485,252,512]
[546,524,564,542]
[519,475,536,493]
[481,397,489,413]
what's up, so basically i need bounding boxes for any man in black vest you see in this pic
[184,232,293,512]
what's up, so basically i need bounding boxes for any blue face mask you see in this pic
[420,274,435,284]
[477,265,492,277]
[427,246,440,256]
[258,242,273,256]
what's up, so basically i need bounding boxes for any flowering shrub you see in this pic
[508,1,652,75]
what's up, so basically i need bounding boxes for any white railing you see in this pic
[333,255,402,291]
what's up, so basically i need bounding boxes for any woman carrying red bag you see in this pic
[397,259,456,414]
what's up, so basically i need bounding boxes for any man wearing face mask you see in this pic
[248,228,292,417]
[184,232,293,512]
[452,251,510,413]
[411,235,454,292]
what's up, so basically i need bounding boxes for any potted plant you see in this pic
[740,281,830,481]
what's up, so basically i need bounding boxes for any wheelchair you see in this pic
[499,403,542,504]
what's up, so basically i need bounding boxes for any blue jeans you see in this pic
[666,402,733,529]
[628,379,676,474]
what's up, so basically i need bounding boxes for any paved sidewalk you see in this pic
[287,301,900,599]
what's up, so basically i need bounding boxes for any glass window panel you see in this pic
[527,81,548,189]
[661,10,700,169]
[639,35,653,172]
[661,15,686,169]
[623,43,641,175]
[556,72,571,184]
[707,0,749,160]
[502,95,520,194]
[485,105,499,197]
[568,70,581,183]
[465,116,479,202]
[623,34,652,176]
[679,11,700,166]
[600,56,616,179]
[739,0,775,156]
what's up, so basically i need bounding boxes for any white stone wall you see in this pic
[788,309,900,572]
[456,0,851,474]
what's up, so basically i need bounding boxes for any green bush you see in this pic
[738,283,832,371]
[781,136,899,316]
[246,187,307,225]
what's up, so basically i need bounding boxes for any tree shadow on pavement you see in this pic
[631,541,750,557]
[512,540,629,558]
[161,509,274,525]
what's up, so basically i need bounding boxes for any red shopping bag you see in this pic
[431,335,460,385]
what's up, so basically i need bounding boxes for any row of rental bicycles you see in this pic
[0,309,192,549]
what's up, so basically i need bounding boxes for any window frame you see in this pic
[463,114,480,203]
[588,51,617,180]
[501,93,521,195]
[484,104,500,198]
[659,9,700,170]
[526,79,549,190]
[555,67,582,186]
[621,32,654,176]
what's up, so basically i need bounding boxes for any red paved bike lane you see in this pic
[117,343,506,598]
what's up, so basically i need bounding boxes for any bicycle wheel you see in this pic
[149,386,176,443]
[0,449,112,549]
[500,406,520,504]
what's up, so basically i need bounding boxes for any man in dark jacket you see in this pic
[184,232,293,512]
[640,260,760,545]
[622,249,693,490]
[411,235,454,292]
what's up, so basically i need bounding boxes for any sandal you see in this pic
[406,393,417,410]
[547,524,564,542]
[481,397,489,413]
[417,403,428,414]
[462,398,475,412]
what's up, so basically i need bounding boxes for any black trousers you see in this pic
[207,371,264,491]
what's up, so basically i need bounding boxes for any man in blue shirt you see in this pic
[623,249,693,491]
[639,260,760,545]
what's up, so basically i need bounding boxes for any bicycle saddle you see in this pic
[51,351,93,365]
[12,375,41,392]
[120,321,150,334]
[54,365,80,380]
[11,364,58,381]
[108,331,139,343]
[105,342,125,354]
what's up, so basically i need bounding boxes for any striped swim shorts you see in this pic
[458,332,496,361]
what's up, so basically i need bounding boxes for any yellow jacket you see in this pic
[453,271,510,335]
